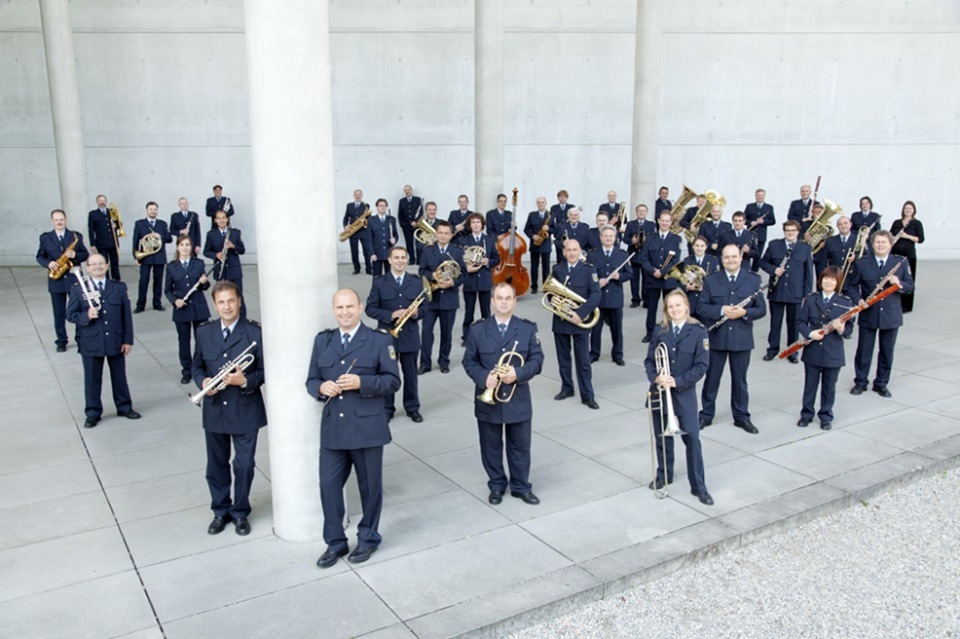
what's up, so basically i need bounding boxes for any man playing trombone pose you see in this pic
[87,194,122,281]
[365,246,424,423]
[463,283,544,505]
[131,201,173,313]
[192,281,266,537]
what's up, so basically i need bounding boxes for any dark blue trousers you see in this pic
[372,258,388,277]
[402,228,417,264]
[628,263,645,305]
[801,364,840,423]
[750,241,765,273]
[82,354,132,418]
[700,349,752,422]
[651,391,707,494]
[478,419,532,494]
[50,291,68,347]
[320,446,384,552]
[175,320,204,377]
[386,350,420,415]
[590,307,624,361]
[529,252,550,289]
[767,301,799,356]
[99,246,121,281]
[461,290,491,341]
[349,234,372,273]
[854,326,898,388]
[420,307,455,368]
[554,331,594,400]
[136,263,164,309]
[204,430,258,520]
[644,287,670,335]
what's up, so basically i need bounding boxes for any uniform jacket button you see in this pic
[339,413,344,417]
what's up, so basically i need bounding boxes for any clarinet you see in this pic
[770,246,793,290]
[708,284,769,331]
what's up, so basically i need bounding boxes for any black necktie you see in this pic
[499,323,507,339]
[729,275,735,284]
[149,220,155,228]
[605,250,610,258]
[878,259,885,270]
[97,281,105,294]
[673,325,680,339]
[223,327,230,341]
[222,230,226,238]
[182,261,189,269]
[342,333,350,348]
[396,276,402,286]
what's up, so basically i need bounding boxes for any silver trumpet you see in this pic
[190,341,258,406]
[70,266,102,311]
[647,341,684,499]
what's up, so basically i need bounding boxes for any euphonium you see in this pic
[463,245,486,268]
[339,206,372,242]
[478,340,525,405]
[540,275,600,329]
[49,233,79,280]
[684,189,725,244]
[804,199,841,255]
[413,216,437,246]
[190,341,258,406]
[664,262,707,291]
[134,230,163,261]
[389,277,432,338]
[426,259,461,294]
[667,185,698,236]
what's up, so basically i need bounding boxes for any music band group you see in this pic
[37,180,922,568]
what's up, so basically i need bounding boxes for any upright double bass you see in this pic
[491,187,530,296]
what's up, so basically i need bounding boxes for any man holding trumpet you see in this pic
[191,281,266,537]
[463,283,544,505]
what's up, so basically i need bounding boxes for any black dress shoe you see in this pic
[439,365,450,374]
[83,416,100,429]
[697,492,715,506]
[641,302,648,309]
[133,307,145,314]
[530,287,538,294]
[850,385,866,395]
[207,515,231,535]
[641,335,651,343]
[316,547,348,568]
[788,355,799,364]
[180,375,191,385]
[648,478,672,490]
[417,365,431,375]
[408,412,423,423]
[762,352,776,361]
[56,344,67,353]
[460,339,466,347]
[348,545,377,564]
[352,270,361,275]
[511,491,540,505]
[873,386,892,398]
[843,333,852,340]
[629,301,640,308]
[154,305,165,311]
[119,410,141,420]
[699,418,712,429]
[613,359,625,366]
[589,356,599,363]
[582,399,600,410]
[820,422,833,431]
[797,418,811,428]
[488,490,504,505]
[733,419,759,434]
[554,391,573,400]
[234,518,251,536]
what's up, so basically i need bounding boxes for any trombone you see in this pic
[477,340,525,404]
[647,341,684,499]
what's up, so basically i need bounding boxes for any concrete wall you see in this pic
[2,0,958,265]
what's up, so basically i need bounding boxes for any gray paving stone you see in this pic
[717,482,851,540]
[824,451,934,496]
[0,490,114,551]
[356,624,418,639]
[0,459,101,510]
[391,416,480,458]
[93,439,208,488]
[756,430,910,481]
[915,433,960,462]
[845,407,960,451]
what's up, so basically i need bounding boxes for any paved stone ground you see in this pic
[1,261,958,639]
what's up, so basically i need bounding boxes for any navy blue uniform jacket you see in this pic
[851,211,881,233]
[343,202,371,238]
[587,247,632,309]
[419,244,466,311]
[719,228,755,255]
[305,323,401,450]
[365,272,424,353]
[206,196,235,221]
[131,218,173,265]
[485,208,512,236]
[700,220,732,253]
[550,202,576,225]
[788,199,819,231]
[549,262,601,334]
[203,228,245,281]
[37,230,90,293]
[644,322,710,422]
[447,209,472,237]
[164,258,211,323]
[744,202,776,242]
[697,270,767,351]
[554,221,590,252]
[66,279,134,356]
[398,196,422,228]
[457,233,500,292]
[640,231,683,289]
[848,255,914,330]
[87,208,116,249]
[368,214,399,260]
[192,318,267,435]
[463,316,544,423]
[624,219,656,263]
[523,210,553,254]
[169,210,202,251]
[797,293,855,368]
[760,239,814,303]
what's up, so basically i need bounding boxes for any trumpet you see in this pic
[478,340,525,404]
[463,245,486,268]
[134,230,163,262]
[70,265,102,311]
[413,216,437,246]
[190,341,258,406]
[389,277,432,338]
[339,205,371,242]
[49,233,79,280]
[541,275,600,329]
[426,259,461,294]
[647,341,684,499]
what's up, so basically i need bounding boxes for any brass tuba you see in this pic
[478,340,525,404]
[389,277,432,338]
[541,275,600,329]
[427,259,461,294]
[684,189,725,244]
[463,245,486,268]
[413,217,437,246]
[339,205,372,242]
[667,185,698,236]
[665,262,707,291]
[804,199,841,255]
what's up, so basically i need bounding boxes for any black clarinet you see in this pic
[770,246,793,290]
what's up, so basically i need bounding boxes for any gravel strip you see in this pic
[511,467,960,639]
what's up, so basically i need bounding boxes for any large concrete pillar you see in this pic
[629,0,663,208]
[244,0,336,541]
[39,0,87,220]
[475,0,504,211]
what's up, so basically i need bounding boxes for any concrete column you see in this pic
[39,0,87,220]
[475,0,504,211]
[629,0,663,208]
[244,0,336,541]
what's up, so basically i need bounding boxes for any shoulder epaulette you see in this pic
[200,318,218,327]
[247,319,262,327]
[376,328,389,335]
[316,328,335,336]
[516,316,536,326]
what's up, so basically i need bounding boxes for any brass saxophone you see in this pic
[339,205,372,242]
[49,233,79,280]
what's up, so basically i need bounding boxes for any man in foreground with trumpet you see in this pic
[37,209,89,352]
[548,239,601,409]
[463,283,544,505]
[131,201,173,314]
[365,246,425,422]
[191,281,265,537]
[645,289,712,504]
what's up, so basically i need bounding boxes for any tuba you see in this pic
[804,200,841,255]
[49,233,79,280]
[389,277,432,338]
[684,189,725,244]
[665,262,707,291]
[134,227,163,261]
[647,341,685,499]
[463,245,486,268]
[426,259,461,294]
[413,217,437,246]
[541,275,600,329]
[667,185,698,236]
[478,340,525,404]
[339,205,372,242]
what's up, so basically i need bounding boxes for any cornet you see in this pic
[478,340,525,404]
[190,341,258,406]
[647,341,685,499]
